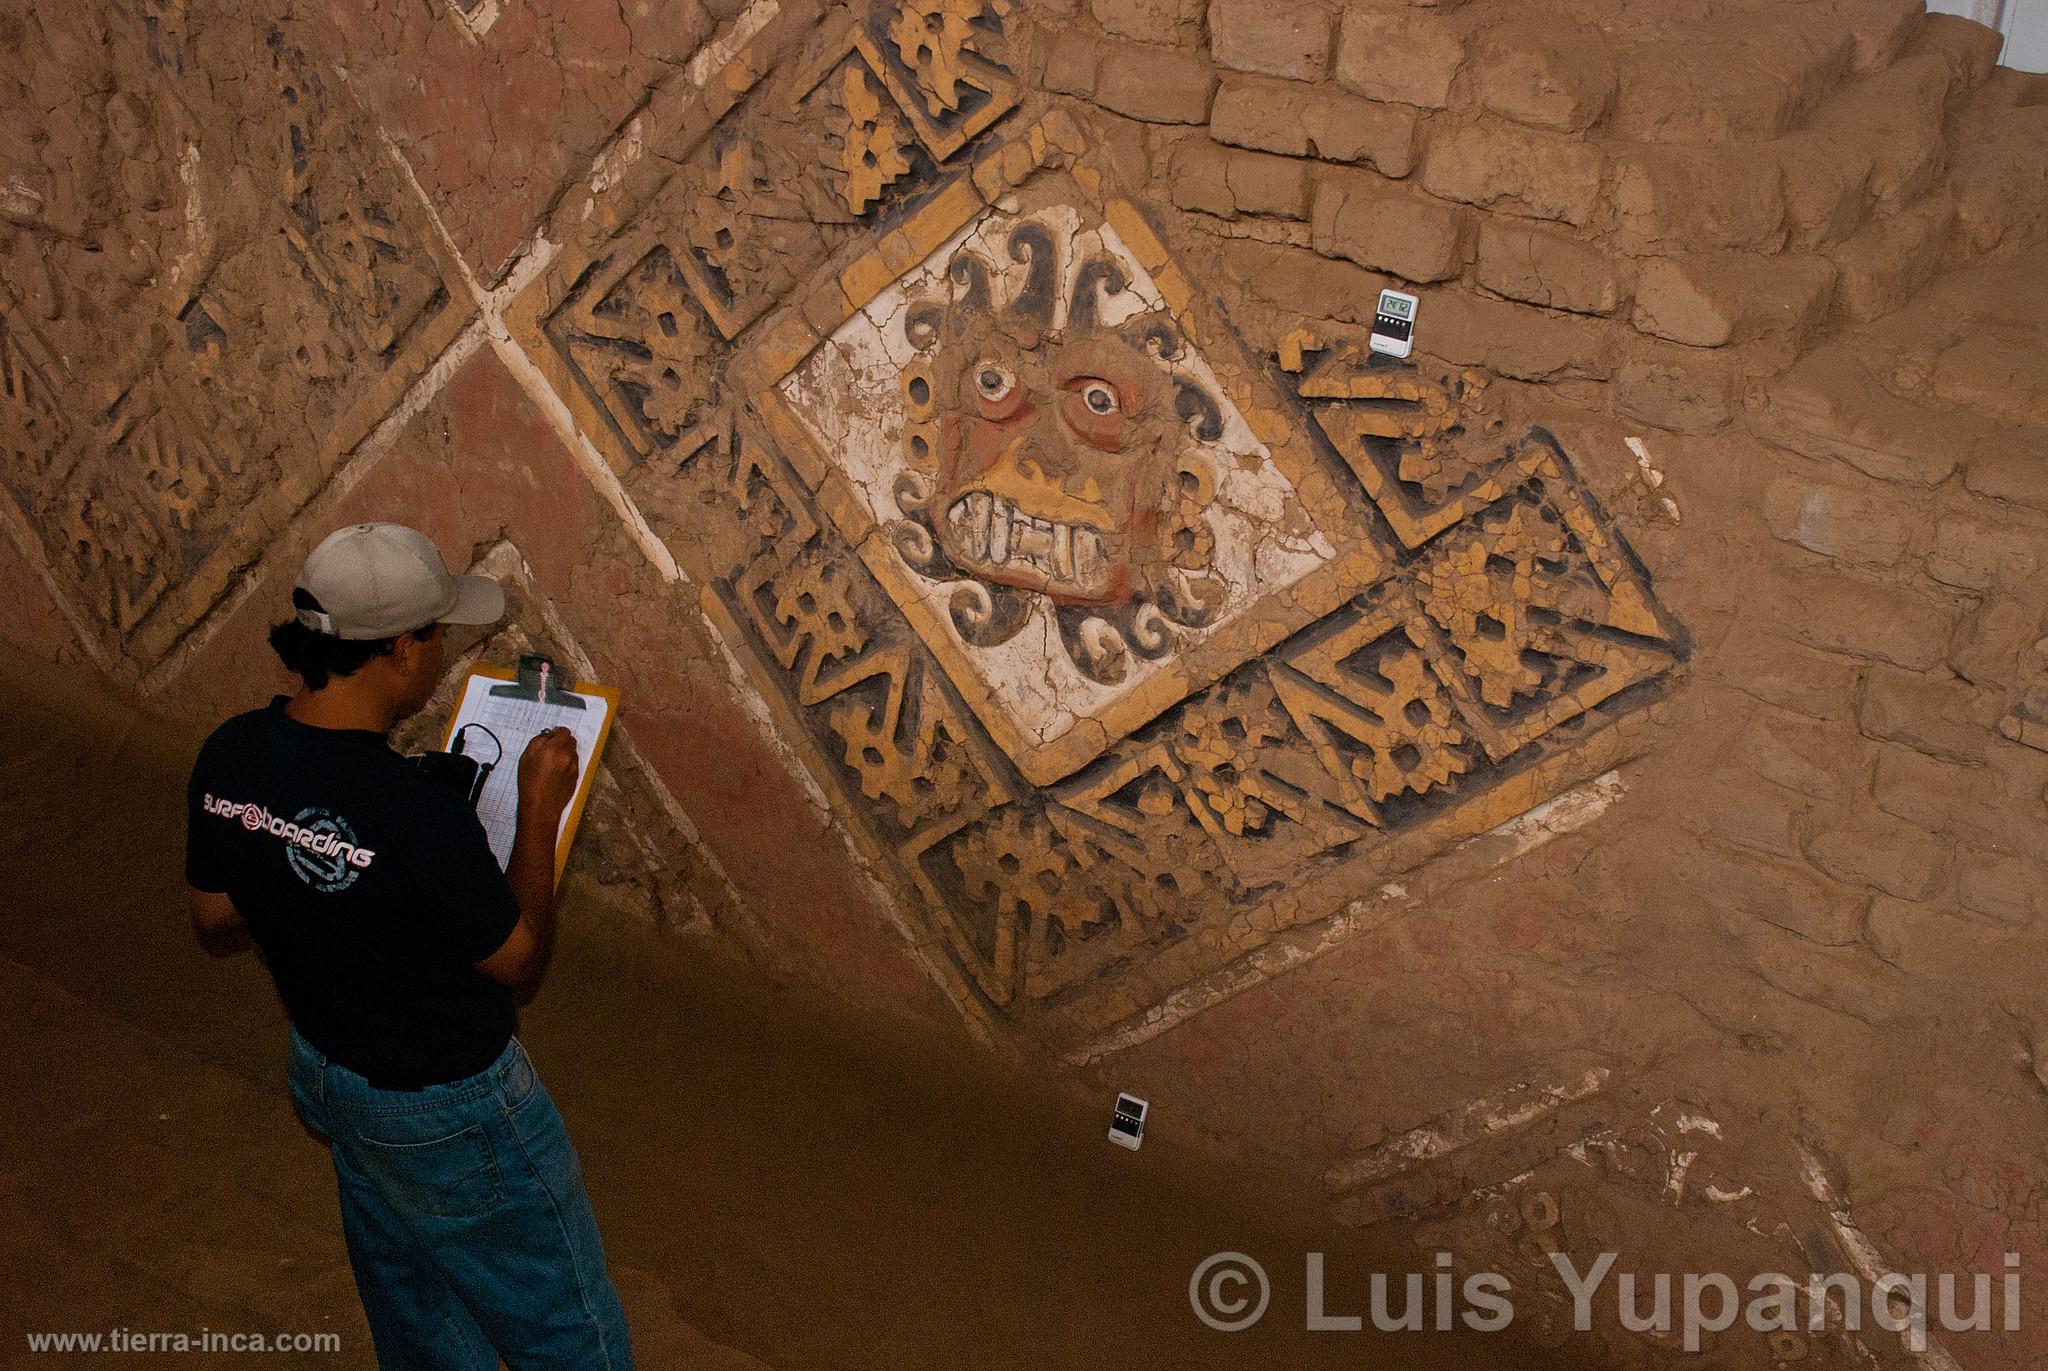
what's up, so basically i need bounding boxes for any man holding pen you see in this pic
[184,522,632,1369]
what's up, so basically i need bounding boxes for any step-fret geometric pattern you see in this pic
[0,14,468,667]
[509,22,1689,1040]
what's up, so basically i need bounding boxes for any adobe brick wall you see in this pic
[3,2,2046,1362]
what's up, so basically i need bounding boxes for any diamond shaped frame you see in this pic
[750,126,1395,788]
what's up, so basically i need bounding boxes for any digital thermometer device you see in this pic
[1108,1093,1147,1150]
[1369,288,1419,358]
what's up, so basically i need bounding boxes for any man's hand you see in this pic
[482,727,579,999]
[516,726,580,831]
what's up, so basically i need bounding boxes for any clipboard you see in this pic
[439,654,618,880]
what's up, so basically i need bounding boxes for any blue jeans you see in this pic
[287,1028,633,1370]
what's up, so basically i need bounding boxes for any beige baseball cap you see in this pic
[293,523,504,640]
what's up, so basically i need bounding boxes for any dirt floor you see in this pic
[0,644,1581,1369]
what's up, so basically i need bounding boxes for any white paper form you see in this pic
[443,671,614,872]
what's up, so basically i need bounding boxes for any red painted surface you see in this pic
[312,0,712,281]
[168,349,956,1032]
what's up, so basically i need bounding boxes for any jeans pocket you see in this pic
[498,1040,539,1113]
[352,1123,506,1220]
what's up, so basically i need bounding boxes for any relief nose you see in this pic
[978,434,1108,528]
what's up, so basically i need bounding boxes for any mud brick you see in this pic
[1209,76,1313,155]
[1180,142,1312,219]
[1469,17,1615,133]
[1805,49,1953,209]
[1093,41,1215,122]
[1916,12,2005,88]
[1957,851,2046,921]
[1475,219,1621,315]
[1754,15,1856,108]
[1925,515,2044,592]
[1211,78,1419,176]
[1782,570,1960,671]
[1612,40,1810,145]
[1169,139,1237,216]
[1865,896,2007,977]
[320,0,715,279]
[1833,197,1953,322]
[1805,813,1951,901]
[1422,288,1614,381]
[1774,129,1877,250]
[1949,597,2045,692]
[1894,747,2048,852]
[1872,742,1974,830]
[1210,0,1332,80]
[1749,351,1973,487]
[1308,92,1418,176]
[1091,0,1202,44]
[1951,109,2048,259]
[1707,633,1862,720]
[1740,711,1869,802]
[1611,340,1738,435]
[1044,26,1103,94]
[2002,686,2048,753]
[1933,329,2048,427]
[1692,846,1867,945]
[1681,771,1809,860]
[1964,437,2048,512]
[1858,665,2003,764]
[1828,0,1927,71]
[1334,6,1466,109]
[1222,238,1386,326]
[1761,476,1915,567]
[1310,170,1462,283]
[1227,149,1312,218]
[1630,252,1834,349]
[1612,144,1785,253]
[1421,118,1604,226]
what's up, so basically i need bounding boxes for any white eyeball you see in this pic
[974,363,1015,404]
[1082,381,1118,416]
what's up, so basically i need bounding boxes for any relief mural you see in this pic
[0,13,465,667]
[770,181,1386,785]
[0,0,1692,1044]
[517,0,1694,1042]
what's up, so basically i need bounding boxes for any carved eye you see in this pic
[1081,381,1119,416]
[974,363,1015,404]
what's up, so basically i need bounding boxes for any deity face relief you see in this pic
[888,218,1229,684]
[931,323,1174,607]
[772,188,1376,782]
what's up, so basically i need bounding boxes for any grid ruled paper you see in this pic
[446,672,612,870]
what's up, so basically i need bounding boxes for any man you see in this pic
[185,522,633,1370]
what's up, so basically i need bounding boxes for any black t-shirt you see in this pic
[185,698,522,1087]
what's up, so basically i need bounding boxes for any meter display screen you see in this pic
[1378,294,1413,320]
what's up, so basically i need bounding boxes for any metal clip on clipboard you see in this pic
[487,653,588,710]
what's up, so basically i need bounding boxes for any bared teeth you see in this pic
[970,492,992,560]
[945,493,1108,589]
[1012,514,1053,566]
[1074,528,1104,584]
[988,497,1012,563]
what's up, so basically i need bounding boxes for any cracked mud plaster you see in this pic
[319,0,716,280]
[10,1,2048,1359]
[780,195,1333,764]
